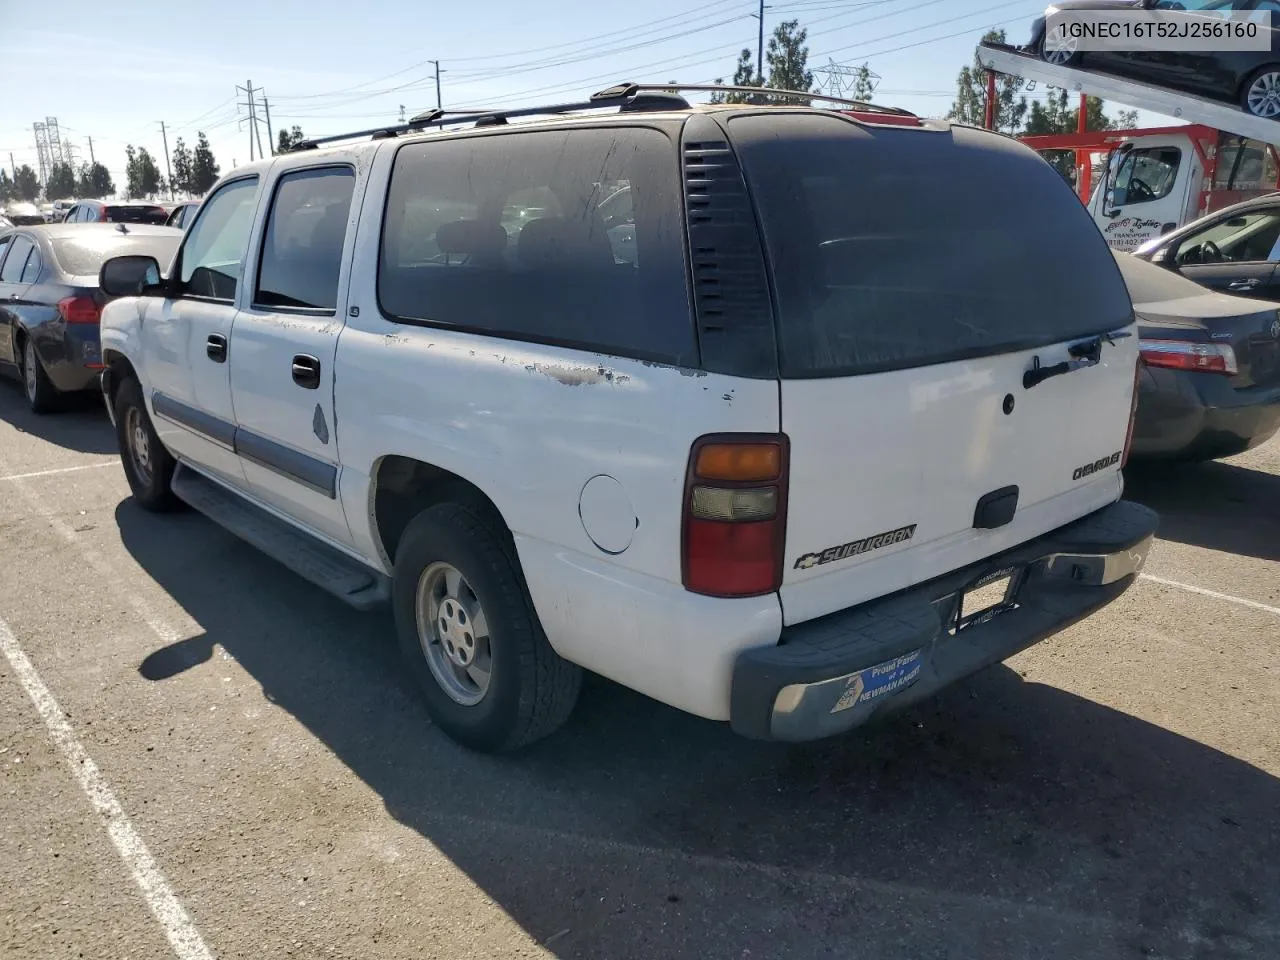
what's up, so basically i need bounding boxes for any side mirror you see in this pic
[100,255,163,298]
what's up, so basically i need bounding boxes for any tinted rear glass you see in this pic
[105,205,169,224]
[379,126,694,364]
[51,234,182,278]
[729,114,1133,377]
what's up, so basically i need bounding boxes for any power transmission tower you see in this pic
[817,59,879,99]
[32,117,70,185]
[158,121,174,200]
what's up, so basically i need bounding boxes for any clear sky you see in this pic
[0,0,1154,195]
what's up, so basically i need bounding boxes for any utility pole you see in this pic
[431,60,443,110]
[754,0,767,83]
[158,121,174,200]
[260,94,275,155]
[9,153,14,179]
[86,136,95,165]
[237,80,258,162]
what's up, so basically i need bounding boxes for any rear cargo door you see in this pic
[728,114,1139,625]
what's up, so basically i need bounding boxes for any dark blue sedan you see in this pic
[0,223,182,413]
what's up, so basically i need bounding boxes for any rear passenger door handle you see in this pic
[291,354,321,389]
[206,333,227,363]
[1228,278,1261,291]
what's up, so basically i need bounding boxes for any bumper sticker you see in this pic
[830,649,924,714]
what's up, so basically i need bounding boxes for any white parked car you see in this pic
[96,85,1158,752]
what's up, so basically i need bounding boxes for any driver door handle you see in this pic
[206,333,227,363]
[291,354,321,390]
[1228,278,1261,291]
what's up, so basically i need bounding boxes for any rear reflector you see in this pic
[683,435,788,598]
[57,295,101,324]
[1139,338,1237,375]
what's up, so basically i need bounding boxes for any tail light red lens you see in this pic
[682,436,788,598]
[1139,339,1237,375]
[57,295,101,324]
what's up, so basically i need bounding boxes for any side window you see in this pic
[19,244,41,283]
[254,167,356,311]
[0,236,33,283]
[1113,147,1181,206]
[1175,208,1280,264]
[378,128,694,364]
[179,177,259,301]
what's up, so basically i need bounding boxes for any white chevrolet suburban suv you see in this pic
[96,84,1158,753]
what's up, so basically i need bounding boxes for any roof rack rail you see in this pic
[288,89,693,151]
[591,82,917,117]
[284,80,915,152]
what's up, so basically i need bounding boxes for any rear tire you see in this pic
[114,376,181,512]
[1240,65,1280,118]
[19,336,59,414]
[392,501,581,752]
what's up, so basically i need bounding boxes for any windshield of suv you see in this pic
[730,114,1133,377]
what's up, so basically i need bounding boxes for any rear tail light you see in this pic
[682,435,788,598]
[1121,357,1141,469]
[1139,338,1237,375]
[57,295,101,324]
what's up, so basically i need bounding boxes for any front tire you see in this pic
[19,336,59,414]
[114,376,181,512]
[392,501,581,752]
[1241,65,1280,118]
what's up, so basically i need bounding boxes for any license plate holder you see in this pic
[957,566,1022,631]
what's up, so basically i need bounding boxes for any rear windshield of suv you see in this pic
[729,113,1133,378]
[105,205,169,225]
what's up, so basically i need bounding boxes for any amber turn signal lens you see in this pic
[694,443,782,482]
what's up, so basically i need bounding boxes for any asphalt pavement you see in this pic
[0,382,1277,960]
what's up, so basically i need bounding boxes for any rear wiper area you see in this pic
[1023,329,1133,390]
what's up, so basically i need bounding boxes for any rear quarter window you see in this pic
[728,114,1134,377]
[378,126,694,364]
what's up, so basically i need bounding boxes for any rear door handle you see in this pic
[206,333,227,362]
[291,354,321,389]
[1228,278,1261,291]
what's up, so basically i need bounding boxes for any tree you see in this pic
[45,162,77,201]
[1114,108,1139,129]
[124,145,162,199]
[276,125,306,153]
[948,29,1029,134]
[13,165,41,202]
[849,63,876,102]
[764,19,813,104]
[190,132,221,195]
[171,137,193,195]
[79,162,114,198]
[710,48,764,104]
[0,169,12,203]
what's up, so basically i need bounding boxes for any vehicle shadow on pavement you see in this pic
[1125,460,1280,561]
[0,381,117,456]
[116,502,1280,960]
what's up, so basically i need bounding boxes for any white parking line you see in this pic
[0,614,215,960]
[1141,573,1280,617]
[0,462,116,482]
